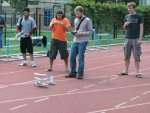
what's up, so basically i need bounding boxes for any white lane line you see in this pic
[0,85,8,89]
[0,50,122,76]
[83,84,97,89]
[130,96,141,101]
[67,76,118,93]
[0,70,24,76]
[87,101,150,113]
[67,89,80,93]
[34,73,47,76]
[115,102,128,108]
[9,104,28,111]
[11,81,33,86]
[0,83,150,104]
[87,62,123,71]
[34,97,49,103]
[1,55,150,90]
[142,91,150,95]
[0,75,116,90]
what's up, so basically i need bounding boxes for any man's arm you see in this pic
[139,23,144,42]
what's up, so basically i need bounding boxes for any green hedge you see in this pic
[66,2,150,35]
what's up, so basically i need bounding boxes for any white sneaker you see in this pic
[31,61,37,67]
[19,60,28,66]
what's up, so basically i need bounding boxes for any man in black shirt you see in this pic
[120,2,144,78]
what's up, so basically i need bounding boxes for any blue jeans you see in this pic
[0,32,3,48]
[70,42,88,76]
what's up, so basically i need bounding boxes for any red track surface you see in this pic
[0,44,150,113]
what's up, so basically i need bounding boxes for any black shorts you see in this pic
[20,37,33,54]
[49,39,68,60]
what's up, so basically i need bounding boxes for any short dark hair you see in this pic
[127,2,137,8]
[23,8,30,12]
[55,10,65,19]
[74,6,84,13]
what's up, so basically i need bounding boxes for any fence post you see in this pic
[38,14,41,36]
[4,13,7,46]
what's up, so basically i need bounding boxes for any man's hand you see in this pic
[138,38,143,45]
[123,22,130,28]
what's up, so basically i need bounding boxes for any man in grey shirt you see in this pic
[66,6,93,79]
[16,8,37,67]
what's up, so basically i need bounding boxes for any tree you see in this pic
[5,0,27,12]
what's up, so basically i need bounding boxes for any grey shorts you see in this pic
[124,39,142,62]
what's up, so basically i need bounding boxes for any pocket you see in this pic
[136,43,142,56]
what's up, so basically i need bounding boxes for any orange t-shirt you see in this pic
[50,18,71,42]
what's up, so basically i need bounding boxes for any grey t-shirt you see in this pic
[17,16,36,37]
[73,16,93,43]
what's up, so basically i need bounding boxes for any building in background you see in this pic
[139,0,150,5]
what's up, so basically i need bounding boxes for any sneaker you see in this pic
[118,72,128,76]
[65,73,76,78]
[136,73,143,78]
[47,68,53,72]
[31,61,37,67]
[19,60,28,66]
[77,76,83,80]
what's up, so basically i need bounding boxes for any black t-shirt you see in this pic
[0,16,5,32]
[124,13,144,39]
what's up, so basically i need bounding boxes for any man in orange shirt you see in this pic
[48,10,71,72]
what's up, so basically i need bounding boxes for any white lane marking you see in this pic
[0,75,115,90]
[130,96,141,101]
[83,84,97,89]
[0,85,8,89]
[115,102,128,108]
[142,91,150,95]
[34,97,49,103]
[34,73,47,76]
[87,62,123,71]
[88,101,150,113]
[0,83,150,104]
[67,89,80,93]
[11,81,33,86]
[1,54,150,90]
[0,70,24,76]
[9,104,28,111]
[0,49,123,76]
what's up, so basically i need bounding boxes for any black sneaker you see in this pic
[77,75,83,80]
[136,74,143,78]
[118,72,128,76]
[65,73,76,78]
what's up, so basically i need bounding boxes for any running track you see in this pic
[0,44,150,113]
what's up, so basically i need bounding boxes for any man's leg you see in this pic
[77,42,88,79]
[48,58,55,71]
[59,41,69,72]
[120,39,132,75]
[133,40,142,78]
[66,43,78,78]
[48,40,58,71]
[19,38,28,66]
[135,61,140,74]
[124,59,130,74]
[27,37,37,67]
[64,57,68,72]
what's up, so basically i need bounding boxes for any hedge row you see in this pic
[66,2,150,35]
